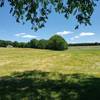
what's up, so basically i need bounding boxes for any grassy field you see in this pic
[0,46,100,76]
[0,46,100,99]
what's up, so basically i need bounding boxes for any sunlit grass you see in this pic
[0,46,100,77]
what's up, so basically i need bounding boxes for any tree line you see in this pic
[0,35,100,50]
[69,42,100,46]
[0,35,68,50]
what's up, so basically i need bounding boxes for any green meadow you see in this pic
[0,46,100,76]
[0,46,100,99]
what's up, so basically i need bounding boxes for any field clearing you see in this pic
[0,46,100,99]
[0,46,100,77]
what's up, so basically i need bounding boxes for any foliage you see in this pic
[0,40,13,47]
[37,39,48,49]
[0,0,99,31]
[29,39,38,48]
[12,41,19,47]
[47,35,68,50]
[0,39,100,49]
[69,42,100,46]
[7,35,68,51]
[18,42,27,48]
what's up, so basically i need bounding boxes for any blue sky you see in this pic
[0,2,100,43]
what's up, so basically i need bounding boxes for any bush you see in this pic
[47,35,68,50]
[37,39,48,49]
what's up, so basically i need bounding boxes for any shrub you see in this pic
[47,35,68,50]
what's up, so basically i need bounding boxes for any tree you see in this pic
[37,39,48,49]
[29,39,38,48]
[0,40,6,47]
[0,0,98,31]
[18,42,26,48]
[47,35,68,50]
[13,41,19,47]
[0,40,13,47]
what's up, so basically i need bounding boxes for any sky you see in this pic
[0,1,100,43]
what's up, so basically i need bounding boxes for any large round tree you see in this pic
[48,35,68,50]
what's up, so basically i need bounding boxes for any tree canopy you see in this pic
[0,0,99,31]
[47,35,68,50]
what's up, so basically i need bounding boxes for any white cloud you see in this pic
[70,35,80,41]
[15,32,37,39]
[70,32,95,41]
[74,36,80,39]
[80,32,95,36]
[15,33,26,37]
[56,31,73,36]
[22,35,37,39]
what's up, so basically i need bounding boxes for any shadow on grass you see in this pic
[0,70,100,100]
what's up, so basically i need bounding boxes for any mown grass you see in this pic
[0,46,100,76]
[0,46,100,100]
